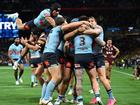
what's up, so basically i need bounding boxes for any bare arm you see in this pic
[45,17,56,27]
[61,21,89,32]
[8,50,15,63]
[95,37,106,47]
[83,26,103,36]
[113,46,120,58]
[64,29,78,41]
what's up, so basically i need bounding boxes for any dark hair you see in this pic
[31,28,41,36]
[50,3,61,11]
[55,17,65,26]
[79,15,89,21]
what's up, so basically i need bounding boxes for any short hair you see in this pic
[55,17,65,26]
[50,3,61,11]
[89,16,96,22]
[71,18,79,22]
[31,28,41,36]
[79,15,89,21]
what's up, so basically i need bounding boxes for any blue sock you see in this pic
[107,89,114,99]
[31,74,35,83]
[41,83,47,99]
[44,80,56,100]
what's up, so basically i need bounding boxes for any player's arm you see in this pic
[8,48,14,63]
[61,21,89,32]
[95,37,106,47]
[102,46,107,58]
[21,37,41,51]
[64,29,78,41]
[113,46,120,58]
[45,17,56,27]
[83,26,103,36]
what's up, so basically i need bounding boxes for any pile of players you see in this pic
[8,3,118,105]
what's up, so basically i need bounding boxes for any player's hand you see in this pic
[13,61,19,70]
[81,21,90,26]
[111,55,116,58]
[35,44,41,50]
[21,37,28,45]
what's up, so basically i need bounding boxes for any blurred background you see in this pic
[0,0,140,67]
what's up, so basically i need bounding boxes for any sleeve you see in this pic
[42,9,51,17]
[8,45,13,51]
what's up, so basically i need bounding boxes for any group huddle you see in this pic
[8,2,119,105]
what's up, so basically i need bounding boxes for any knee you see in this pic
[63,77,70,84]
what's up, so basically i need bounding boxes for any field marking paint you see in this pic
[0,85,23,88]
[113,70,133,77]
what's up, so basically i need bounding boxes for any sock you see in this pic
[41,83,47,99]
[19,69,24,79]
[44,80,56,100]
[31,74,35,83]
[77,95,83,102]
[14,69,18,81]
[58,95,64,100]
[95,91,100,98]
[107,89,114,99]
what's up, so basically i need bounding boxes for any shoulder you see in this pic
[57,14,63,18]
[40,9,51,16]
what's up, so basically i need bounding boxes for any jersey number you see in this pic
[80,37,85,46]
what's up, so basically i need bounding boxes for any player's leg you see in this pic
[41,53,62,105]
[75,66,84,105]
[68,74,75,95]
[31,67,37,87]
[14,68,19,85]
[55,63,72,105]
[18,63,24,83]
[96,55,116,105]
[39,68,51,105]
[35,63,44,86]
[87,68,103,105]
[105,60,111,80]
[41,64,62,105]
[16,18,35,30]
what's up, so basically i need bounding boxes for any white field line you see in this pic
[113,70,134,77]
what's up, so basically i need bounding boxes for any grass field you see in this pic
[0,66,140,105]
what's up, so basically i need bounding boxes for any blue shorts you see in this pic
[74,53,94,69]
[93,53,105,68]
[42,52,59,68]
[29,57,42,68]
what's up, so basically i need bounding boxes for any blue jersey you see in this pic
[34,9,62,29]
[93,31,104,54]
[57,41,64,52]
[29,49,41,58]
[8,43,23,59]
[43,26,63,53]
[74,35,93,54]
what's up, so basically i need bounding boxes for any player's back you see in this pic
[74,35,93,54]
[43,26,63,53]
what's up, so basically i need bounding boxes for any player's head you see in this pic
[50,3,61,17]
[71,18,79,22]
[89,17,97,25]
[79,15,89,21]
[107,38,112,45]
[79,15,90,29]
[55,17,66,26]
[14,37,20,45]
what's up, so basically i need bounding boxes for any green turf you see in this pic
[0,66,140,105]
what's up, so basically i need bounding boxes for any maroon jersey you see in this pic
[103,45,116,64]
